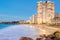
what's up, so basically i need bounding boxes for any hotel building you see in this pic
[30,1,55,24]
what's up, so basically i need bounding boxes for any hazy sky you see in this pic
[0,0,60,21]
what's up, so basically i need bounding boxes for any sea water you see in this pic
[0,24,40,40]
[0,24,13,29]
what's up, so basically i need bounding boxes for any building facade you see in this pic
[55,13,60,18]
[36,1,54,24]
[30,14,37,24]
[30,1,55,24]
[30,15,35,24]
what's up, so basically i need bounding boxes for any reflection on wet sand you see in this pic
[26,24,60,35]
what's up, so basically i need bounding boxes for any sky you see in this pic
[0,0,60,22]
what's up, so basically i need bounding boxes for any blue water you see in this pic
[0,24,56,40]
[0,24,14,29]
[0,24,40,40]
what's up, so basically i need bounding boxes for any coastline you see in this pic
[24,24,60,35]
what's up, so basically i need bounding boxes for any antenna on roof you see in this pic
[44,0,50,3]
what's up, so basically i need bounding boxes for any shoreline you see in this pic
[24,24,60,35]
[25,24,60,28]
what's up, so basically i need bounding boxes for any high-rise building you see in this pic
[29,0,55,24]
[37,1,43,24]
[36,1,54,24]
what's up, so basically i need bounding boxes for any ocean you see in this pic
[0,24,40,40]
[0,24,14,29]
[0,24,57,40]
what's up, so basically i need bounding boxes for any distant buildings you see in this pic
[18,20,27,24]
[19,20,30,24]
[30,14,37,24]
[29,1,55,24]
[51,13,60,25]
[55,13,60,18]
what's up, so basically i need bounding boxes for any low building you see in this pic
[50,13,60,25]
[30,15,35,24]
[19,20,27,24]
[55,13,60,18]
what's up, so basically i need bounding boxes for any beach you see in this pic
[0,24,60,40]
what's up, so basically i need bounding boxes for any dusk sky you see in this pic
[0,0,60,22]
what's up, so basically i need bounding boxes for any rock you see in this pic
[20,37,33,40]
